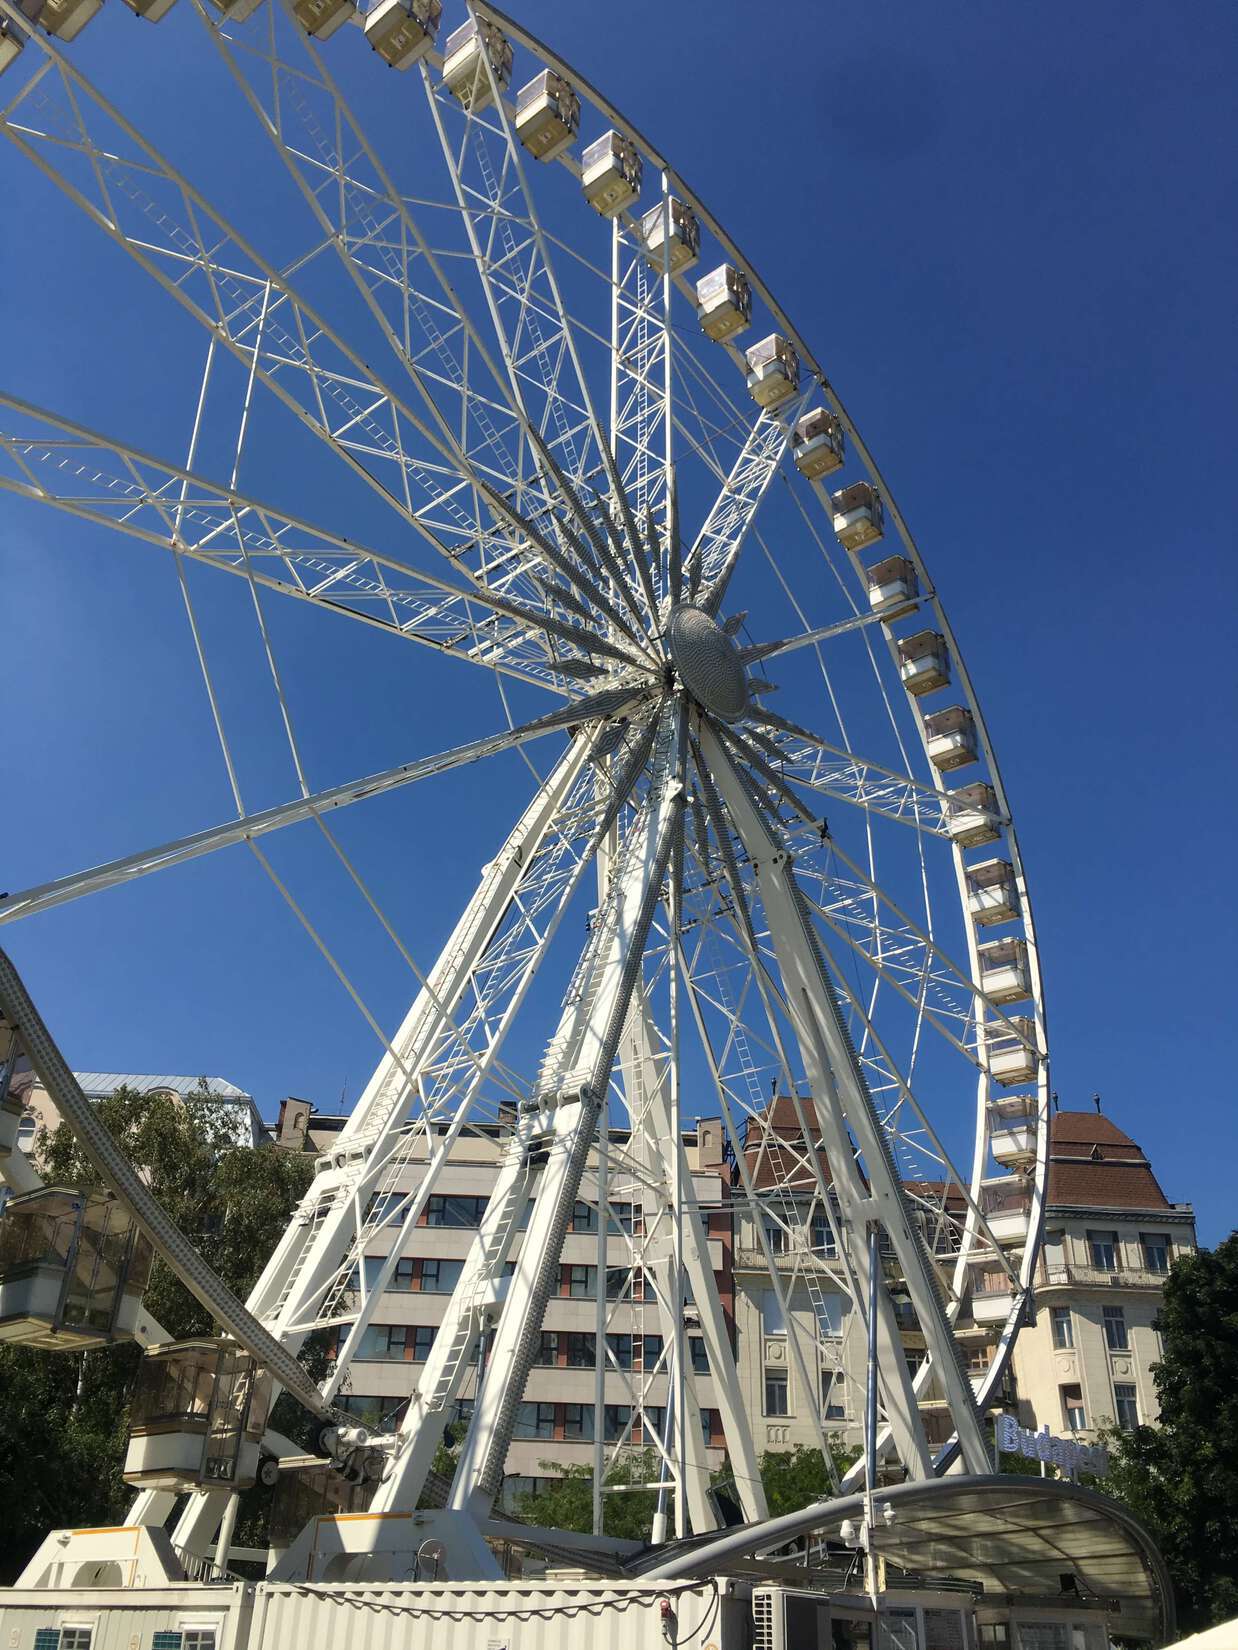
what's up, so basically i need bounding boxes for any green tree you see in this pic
[514,1450,663,1541]
[758,1440,862,1517]
[511,1438,862,1545]
[0,1085,315,1580]
[1100,1233,1238,1636]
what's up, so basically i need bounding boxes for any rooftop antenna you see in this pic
[339,1077,349,1116]
[1092,1091,1102,1115]
[1052,1090,1060,1112]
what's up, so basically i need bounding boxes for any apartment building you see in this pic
[13,1070,267,1151]
[1010,1105,1196,1440]
[272,1098,734,1506]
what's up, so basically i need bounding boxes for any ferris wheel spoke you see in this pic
[737,705,980,840]
[807,925,1021,1293]
[699,715,996,1477]
[0,685,642,930]
[360,702,686,1517]
[0,394,647,691]
[686,392,811,608]
[0,23,644,636]
[196,0,544,511]
[418,20,611,497]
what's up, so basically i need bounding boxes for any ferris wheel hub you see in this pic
[666,602,749,722]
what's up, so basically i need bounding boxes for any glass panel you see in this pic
[1141,1233,1169,1272]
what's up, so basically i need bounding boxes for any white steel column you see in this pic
[698,721,959,1478]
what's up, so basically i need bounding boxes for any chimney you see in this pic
[277,1097,312,1148]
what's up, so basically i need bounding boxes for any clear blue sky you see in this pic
[1,1,1234,1243]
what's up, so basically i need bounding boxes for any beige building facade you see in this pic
[272,1099,735,1507]
[1009,1106,1196,1441]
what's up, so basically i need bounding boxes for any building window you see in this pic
[566,1332,595,1368]
[761,1289,786,1337]
[1088,1229,1119,1271]
[689,1336,709,1376]
[811,1210,837,1258]
[562,1403,594,1440]
[821,1370,845,1420]
[1141,1232,1170,1273]
[359,1323,435,1361]
[513,1402,556,1439]
[606,1333,634,1371]
[607,1201,638,1235]
[536,1331,559,1367]
[426,1194,488,1228]
[571,1199,598,1233]
[16,1112,37,1150]
[364,1191,402,1225]
[1061,1384,1086,1432]
[563,1264,595,1298]
[642,1333,664,1372]
[701,1409,719,1447]
[815,1293,844,1337]
[605,1267,639,1301]
[417,1258,464,1294]
[603,1404,631,1442]
[1114,1383,1139,1430]
[764,1369,789,1416]
[391,1257,416,1290]
[763,1217,786,1255]
[1050,1307,1074,1349]
[1103,1305,1129,1351]
[644,1405,667,1443]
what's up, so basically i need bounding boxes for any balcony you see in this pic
[1038,1262,1170,1293]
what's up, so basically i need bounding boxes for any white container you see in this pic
[581,129,642,217]
[441,17,512,109]
[0,20,23,68]
[793,406,846,479]
[28,0,101,40]
[0,1582,254,1650]
[252,1579,737,1647]
[746,333,800,408]
[978,937,1031,1004]
[515,70,581,162]
[363,0,441,70]
[945,781,1000,846]
[830,480,884,551]
[972,1286,1015,1325]
[897,630,950,696]
[982,1179,1031,1245]
[641,196,701,274]
[925,705,978,772]
[293,0,353,38]
[966,858,1018,926]
[866,554,918,618]
[987,1018,1039,1087]
[120,0,178,20]
[697,262,752,341]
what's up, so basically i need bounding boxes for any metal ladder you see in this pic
[422,1160,530,1411]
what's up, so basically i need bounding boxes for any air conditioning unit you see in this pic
[753,1587,832,1650]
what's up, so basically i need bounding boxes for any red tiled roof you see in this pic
[1046,1110,1170,1209]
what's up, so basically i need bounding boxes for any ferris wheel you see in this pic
[0,0,1050,1575]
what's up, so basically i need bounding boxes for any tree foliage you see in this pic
[1101,1232,1238,1636]
[512,1437,860,1545]
[0,1085,314,1580]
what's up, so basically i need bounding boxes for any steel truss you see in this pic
[0,0,1050,1580]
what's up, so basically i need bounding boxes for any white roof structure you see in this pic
[73,1073,252,1102]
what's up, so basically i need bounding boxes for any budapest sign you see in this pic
[995,1412,1109,1481]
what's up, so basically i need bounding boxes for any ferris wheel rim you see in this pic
[0,0,1052,1520]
